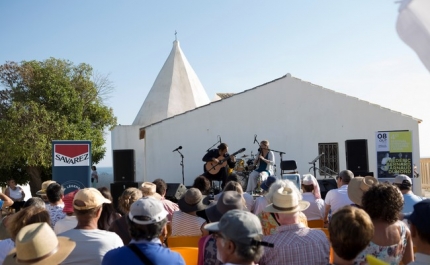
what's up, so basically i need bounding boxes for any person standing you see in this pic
[246,140,275,193]
[91,166,99,188]
[202,143,236,189]
[4,178,25,213]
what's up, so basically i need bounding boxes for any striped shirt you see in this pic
[259,223,330,265]
[171,211,206,236]
[161,198,180,222]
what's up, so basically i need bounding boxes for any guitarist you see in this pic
[202,143,236,189]
[246,140,275,193]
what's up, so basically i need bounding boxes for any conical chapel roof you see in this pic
[132,40,210,126]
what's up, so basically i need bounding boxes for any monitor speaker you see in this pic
[345,139,369,172]
[113,149,135,182]
[165,183,187,203]
[317,179,337,200]
[110,182,139,213]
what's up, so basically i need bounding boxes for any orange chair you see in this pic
[167,236,201,248]
[307,219,324,228]
[170,247,198,265]
[315,227,330,238]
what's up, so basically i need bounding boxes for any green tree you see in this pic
[0,58,116,195]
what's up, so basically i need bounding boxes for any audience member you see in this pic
[329,206,374,265]
[5,178,25,212]
[259,182,330,265]
[3,222,76,265]
[97,187,121,230]
[204,210,271,265]
[22,197,45,209]
[109,187,143,245]
[405,199,430,265]
[193,175,212,195]
[36,180,56,205]
[172,188,208,236]
[215,181,254,211]
[0,206,51,264]
[46,182,66,227]
[301,174,325,220]
[253,176,276,215]
[54,190,79,234]
[141,182,162,200]
[102,197,185,265]
[153,178,179,222]
[91,165,99,188]
[0,192,13,210]
[324,170,354,224]
[393,174,423,214]
[347,176,378,207]
[59,188,123,264]
[354,183,413,265]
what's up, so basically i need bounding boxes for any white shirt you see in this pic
[0,238,15,264]
[252,196,270,215]
[324,185,353,214]
[302,193,325,220]
[54,215,77,235]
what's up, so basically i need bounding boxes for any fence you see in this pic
[420,158,430,189]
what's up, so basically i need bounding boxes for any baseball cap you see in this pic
[128,197,168,225]
[205,209,273,247]
[393,174,412,185]
[404,199,430,234]
[73,188,111,210]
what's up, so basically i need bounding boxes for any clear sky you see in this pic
[1,1,429,167]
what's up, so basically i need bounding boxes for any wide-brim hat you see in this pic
[264,187,310,214]
[177,188,207,213]
[205,191,245,222]
[3,222,75,265]
[347,176,378,206]
[36,180,56,196]
[141,182,162,200]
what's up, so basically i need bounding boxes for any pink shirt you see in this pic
[161,198,179,222]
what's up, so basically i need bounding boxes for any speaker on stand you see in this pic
[113,149,135,182]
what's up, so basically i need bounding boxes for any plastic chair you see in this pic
[170,247,198,265]
[280,160,301,190]
[307,219,324,228]
[167,235,201,248]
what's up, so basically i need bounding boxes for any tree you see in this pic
[0,58,117,195]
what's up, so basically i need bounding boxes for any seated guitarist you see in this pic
[202,143,236,189]
[246,140,275,193]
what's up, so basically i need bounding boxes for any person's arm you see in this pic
[0,193,13,207]
[202,150,217,162]
[401,225,414,265]
[19,187,25,201]
[263,151,275,165]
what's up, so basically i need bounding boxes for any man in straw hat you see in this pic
[141,182,162,200]
[4,222,76,265]
[259,180,329,265]
[204,209,273,265]
[102,197,185,265]
[347,175,378,207]
[36,180,56,205]
[59,188,123,264]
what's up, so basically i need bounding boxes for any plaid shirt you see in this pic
[259,223,329,265]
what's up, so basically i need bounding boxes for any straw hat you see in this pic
[177,188,207,213]
[4,222,75,265]
[141,182,162,200]
[347,176,378,206]
[264,187,310,213]
[36,180,56,196]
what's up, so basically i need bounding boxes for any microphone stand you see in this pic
[308,153,324,178]
[267,148,286,174]
[175,149,185,185]
[206,136,221,153]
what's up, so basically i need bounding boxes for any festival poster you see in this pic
[375,131,413,178]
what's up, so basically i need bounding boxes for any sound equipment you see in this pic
[110,181,139,212]
[317,179,337,200]
[353,171,374,177]
[113,149,135,182]
[165,183,187,202]
[345,140,369,173]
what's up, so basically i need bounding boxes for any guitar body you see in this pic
[204,148,246,175]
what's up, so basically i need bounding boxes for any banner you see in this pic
[375,131,413,178]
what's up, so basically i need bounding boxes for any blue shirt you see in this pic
[402,192,422,214]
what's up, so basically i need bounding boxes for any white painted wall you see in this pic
[142,75,422,194]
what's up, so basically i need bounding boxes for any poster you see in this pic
[375,131,413,178]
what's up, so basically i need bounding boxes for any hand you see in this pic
[230,155,236,162]
[259,155,265,161]
[213,158,219,163]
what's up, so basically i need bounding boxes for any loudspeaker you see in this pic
[110,182,139,212]
[113,149,135,182]
[165,183,187,203]
[353,171,374,177]
[317,179,337,200]
[345,140,369,172]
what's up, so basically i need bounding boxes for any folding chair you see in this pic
[167,235,201,248]
[170,247,199,265]
[280,160,301,190]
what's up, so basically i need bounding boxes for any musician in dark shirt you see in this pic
[202,143,236,189]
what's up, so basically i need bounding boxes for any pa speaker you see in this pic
[113,149,135,182]
[110,182,139,213]
[345,139,369,172]
[317,179,337,200]
[165,183,187,203]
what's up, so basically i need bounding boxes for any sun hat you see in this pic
[393,174,412,185]
[348,176,378,206]
[177,188,207,213]
[204,210,273,247]
[205,191,245,222]
[301,174,322,199]
[141,182,162,200]
[404,199,430,234]
[73,188,111,210]
[63,190,79,213]
[3,222,75,265]
[36,180,56,196]
[128,197,168,225]
[264,186,310,213]
[261,176,277,192]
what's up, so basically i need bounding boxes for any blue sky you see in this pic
[1,1,429,167]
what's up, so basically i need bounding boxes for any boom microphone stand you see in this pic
[174,149,185,185]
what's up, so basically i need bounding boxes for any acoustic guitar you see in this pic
[205,148,246,175]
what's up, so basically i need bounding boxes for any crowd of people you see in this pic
[0,166,428,264]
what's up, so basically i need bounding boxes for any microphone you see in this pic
[254,134,257,144]
[172,146,182,152]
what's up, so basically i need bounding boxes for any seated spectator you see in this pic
[259,181,330,265]
[253,176,276,215]
[214,181,254,211]
[36,180,56,205]
[204,210,271,265]
[3,222,76,265]
[54,190,79,234]
[97,187,121,230]
[329,206,374,265]
[102,197,185,265]
[405,199,430,265]
[109,187,143,245]
[347,176,378,207]
[153,178,179,222]
[354,183,413,265]
[141,182,162,200]
[46,182,66,228]
[172,188,208,236]
[393,174,423,214]
[301,174,325,220]
[59,188,123,264]
[22,197,45,209]
[0,205,51,264]
[324,170,354,225]
[193,175,212,196]
[5,178,25,213]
